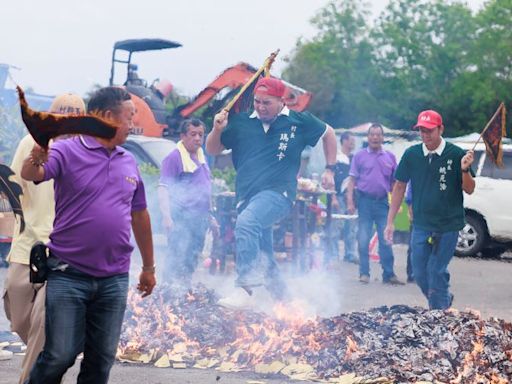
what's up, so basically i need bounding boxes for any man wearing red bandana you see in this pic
[207,77,337,301]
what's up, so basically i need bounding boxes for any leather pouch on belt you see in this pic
[29,241,49,284]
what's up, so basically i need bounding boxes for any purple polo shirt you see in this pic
[159,149,211,215]
[349,147,396,198]
[42,135,147,277]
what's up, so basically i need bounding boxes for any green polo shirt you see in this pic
[395,141,469,232]
[221,109,326,204]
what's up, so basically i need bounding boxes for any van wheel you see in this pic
[455,215,487,257]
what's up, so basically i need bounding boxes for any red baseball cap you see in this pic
[414,110,443,129]
[254,77,285,98]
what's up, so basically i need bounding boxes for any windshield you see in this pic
[139,140,176,167]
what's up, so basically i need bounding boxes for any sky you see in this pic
[1,0,486,98]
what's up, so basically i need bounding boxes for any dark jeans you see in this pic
[27,266,129,384]
[357,193,396,280]
[407,230,414,281]
[324,194,357,265]
[164,211,209,286]
[339,194,357,261]
[411,228,458,310]
[234,191,292,293]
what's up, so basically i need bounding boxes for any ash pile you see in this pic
[118,284,512,383]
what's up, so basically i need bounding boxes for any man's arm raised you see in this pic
[206,110,228,156]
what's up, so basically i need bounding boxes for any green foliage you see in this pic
[283,0,512,136]
[138,162,159,177]
[165,90,190,113]
[284,0,379,128]
[211,167,236,191]
[138,162,163,232]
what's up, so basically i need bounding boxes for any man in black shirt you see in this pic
[326,132,358,265]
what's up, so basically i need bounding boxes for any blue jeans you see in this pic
[411,228,458,310]
[235,191,292,292]
[27,266,129,384]
[324,194,357,264]
[164,211,209,286]
[357,193,395,280]
[339,194,357,261]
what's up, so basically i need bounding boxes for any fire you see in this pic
[345,335,359,360]
[118,285,512,383]
[226,300,322,367]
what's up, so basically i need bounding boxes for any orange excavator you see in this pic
[109,38,312,140]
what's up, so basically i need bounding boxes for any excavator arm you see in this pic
[178,62,312,118]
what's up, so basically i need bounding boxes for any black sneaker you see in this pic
[383,276,405,285]
[359,275,370,284]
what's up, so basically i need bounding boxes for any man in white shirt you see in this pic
[2,93,85,383]
[326,131,358,265]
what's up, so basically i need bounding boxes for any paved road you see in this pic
[1,245,511,383]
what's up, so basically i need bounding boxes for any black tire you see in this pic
[455,215,487,257]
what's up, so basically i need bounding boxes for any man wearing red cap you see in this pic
[207,77,337,301]
[384,110,475,310]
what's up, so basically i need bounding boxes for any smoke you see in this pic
[193,241,348,319]
[132,166,351,321]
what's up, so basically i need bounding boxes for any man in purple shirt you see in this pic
[21,87,156,384]
[347,123,403,285]
[158,118,214,287]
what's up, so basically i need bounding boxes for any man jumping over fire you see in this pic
[206,77,337,301]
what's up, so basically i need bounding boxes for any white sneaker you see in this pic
[217,289,255,310]
[0,348,13,361]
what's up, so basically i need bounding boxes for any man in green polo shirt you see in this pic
[384,110,475,310]
[206,77,337,301]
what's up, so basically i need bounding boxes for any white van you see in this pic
[455,142,512,256]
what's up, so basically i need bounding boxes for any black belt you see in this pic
[357,190,387,200]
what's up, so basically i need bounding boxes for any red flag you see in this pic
[482,102,507,167]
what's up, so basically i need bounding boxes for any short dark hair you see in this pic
[368,122,384,134]
[179,118,205,135]
[340,131,352,143]
[87,87,131,114]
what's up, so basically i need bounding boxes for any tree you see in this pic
[283,0,380,128]
[372,0,477,134]
[469,0,512,134]
[284,0,511,135]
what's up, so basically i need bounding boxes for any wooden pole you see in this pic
[223,49,280,112]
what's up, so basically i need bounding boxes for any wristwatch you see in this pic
[142,265,156,273]
[325,164,336,172]
[462,168,470,173]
